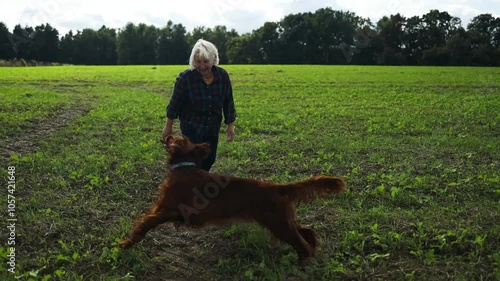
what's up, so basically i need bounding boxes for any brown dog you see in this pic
[119,135,346,263]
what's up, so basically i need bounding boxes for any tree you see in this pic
[31,23,60,62]
[445,28,471,66]
[467,14,500,48]
[377,14,405,50]
[207,25,239,64]
[0,22,16,59]
[186,25,238,64]
[376,14,407,65]
[279,12,312,64]
[170,23,189,64]
[188,26,211,47]
[403,16,424,64]
[5,9,500,66]
[158,21,189,64]
[226,35,246,64]
[466,14,500,65]
[311,8,367,64]
[420,10,461,49]
[73,29,99,64]
[469,44,492,65]
[351,25,382,65]
[227,33,264,64]
[138,23,159,64]
[60,30,75,64]
[253,22,283,63]
[117,23,134,64]
[492,47,500,66]
[158,21,174,64]
[117,23,158,65]
[422,47,449,65]
[67,26,117,65]
[12,24,35,60]
[96,26,117,65]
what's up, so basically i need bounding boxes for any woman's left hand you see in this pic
[226,123,235,142]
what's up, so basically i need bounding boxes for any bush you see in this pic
[0,58,65,67]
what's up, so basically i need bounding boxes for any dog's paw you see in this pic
[118,239,134,248]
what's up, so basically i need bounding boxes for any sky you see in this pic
[1,0,499,36]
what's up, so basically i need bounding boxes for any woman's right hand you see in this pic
[162,118,175,140]
[162,125,173,141]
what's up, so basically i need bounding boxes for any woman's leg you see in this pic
[201,135,219,171]
[181,131,219,171]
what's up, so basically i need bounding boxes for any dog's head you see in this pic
[161,135,211,167]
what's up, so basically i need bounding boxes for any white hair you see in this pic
[189,39,219,70]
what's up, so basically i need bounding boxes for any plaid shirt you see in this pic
[166,66,237,137]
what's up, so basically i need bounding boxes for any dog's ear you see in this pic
[162,135,176,150]
[196,143,211,159]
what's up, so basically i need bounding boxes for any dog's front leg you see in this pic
[119,210,175,248]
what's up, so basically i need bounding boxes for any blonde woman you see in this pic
[162,39,236,171]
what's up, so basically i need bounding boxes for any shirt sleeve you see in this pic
[223,73,237,125]
[166,73,186,119]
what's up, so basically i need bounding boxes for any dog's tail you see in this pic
[280,176,346,203]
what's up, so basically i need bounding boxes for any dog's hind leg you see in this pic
[119,209,176,248]
[258,215,314,263]
[298,225,319,255]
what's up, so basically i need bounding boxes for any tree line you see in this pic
[1,8,499,66]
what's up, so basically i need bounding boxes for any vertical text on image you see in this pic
[6,166,17,274]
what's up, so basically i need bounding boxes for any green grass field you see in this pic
[1,65,499,281]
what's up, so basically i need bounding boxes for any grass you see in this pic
[0,65,499,280]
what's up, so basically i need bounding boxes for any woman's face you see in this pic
[194,55,214,76]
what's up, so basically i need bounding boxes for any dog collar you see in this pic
[171,162,196,170]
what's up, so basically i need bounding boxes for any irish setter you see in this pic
[119,135,346,263]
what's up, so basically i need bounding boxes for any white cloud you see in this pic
[447,4,481,18]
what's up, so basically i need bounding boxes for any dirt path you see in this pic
[1,103,93,165]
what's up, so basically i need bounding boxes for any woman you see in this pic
[162,39,237,171]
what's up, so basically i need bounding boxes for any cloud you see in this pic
[446,4,481,20]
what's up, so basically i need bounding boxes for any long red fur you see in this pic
[119,135,346,263]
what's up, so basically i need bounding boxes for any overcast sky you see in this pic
[1,0,499,35]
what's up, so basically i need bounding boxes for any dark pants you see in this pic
[181,131,219,171]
